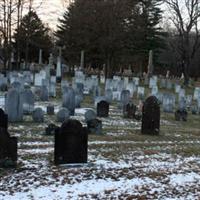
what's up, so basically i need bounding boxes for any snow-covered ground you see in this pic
[1,99,200,199]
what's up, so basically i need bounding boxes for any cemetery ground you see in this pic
[1,82,200,199]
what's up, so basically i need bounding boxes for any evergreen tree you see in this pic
[14,10,53,66]
[125,0,165,72]
[56,0,165,77]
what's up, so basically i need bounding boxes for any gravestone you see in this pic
[141,96,160,135]
[47,105,55,115]
[85,109,102,134]
[75,94,83,108]
[62,87,75,115]
[121,90,130,106]
[32,108,44,122]
[166,80,172,90]
[147,50,154,77]
[5,89,23,122]
[160,79,166,89]
[97,100,109,117]
[191,104,199,115]
[21,89,35,114]
[0,109,17,168]
[163,94,175,113]
[49,82,56,97]
[57,108,70,123]
[0,77,8,91]
[0,108,8,130]
[11,81,23,91]
[105,89,113,103]
[85,109,97,122]
[175,109,187,121]
[40,86,49,101]
[123,102,136,119]
[178,97,186,111]
[54,119,88,165]
[137,87,145,100]
[87,119,102,135]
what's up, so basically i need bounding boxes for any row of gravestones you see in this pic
[0,95,161,168]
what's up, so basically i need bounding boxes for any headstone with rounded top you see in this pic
[54,119,88,165]
[32,108,44,122]
[141,96,160,135]
[56,108,70,123]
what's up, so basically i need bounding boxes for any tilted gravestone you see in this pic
[54,119,88,165]
[0,109,17,168]
[123,102,136,119]
[32,108,44,122]
[141,96,160,135]
[85,109,97,122]
[97,100,109,117]
[56,108,70,123]
[5,89,23,122]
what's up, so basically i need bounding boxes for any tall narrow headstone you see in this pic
[147,50,153,77]
[56,56,62,83]
[39,49,43,65]
[80,50,84,69]
[5,89,23,122]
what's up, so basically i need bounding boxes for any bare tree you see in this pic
[164,0,200,84]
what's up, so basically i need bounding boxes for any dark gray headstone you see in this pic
[45,123,59,135]
[142,96,160,135]
[47,105,55,115]
[85,109,97,122]
[54,119,88,165]
[97,100,109,117]
[0,113,17,168]
[56,108,70,123]
[87,119,102,135]
[0,108,8,130]
[175,109,187,121]
[32,108,44,122]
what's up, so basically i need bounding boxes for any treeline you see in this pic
[0,0,200,80]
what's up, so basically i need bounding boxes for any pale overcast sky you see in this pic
[33,0,167,30]
[32,0,66,30]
